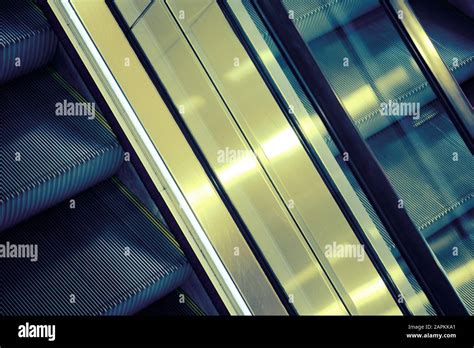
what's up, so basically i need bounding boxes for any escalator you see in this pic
[234,0,473,314]
[0,0,206,315]
[2,0,471,317]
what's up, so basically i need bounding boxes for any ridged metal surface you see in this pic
[248,0,474,140]
[0,69,124,231]
[366,100,473,234]
[306,5,474,139]
[428,212,473,314]
[0,178,191,315]
[0,0,190,316]
[0,0,58,84]
[282,0,378,41]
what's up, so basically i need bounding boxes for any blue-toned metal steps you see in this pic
[1,178,191,315]
[273,0,474,141]
[1,0,192,315]
[0,68,123,232]
[0,0,57,84]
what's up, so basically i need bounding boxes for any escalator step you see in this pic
[281,0,379,42]
[341,100,473,238]
[0,0,58,85]
[0,68,124,232]
[0,177,191,315]
[428,211,474,314]
[306,5,474,141]
[367,103,473,236]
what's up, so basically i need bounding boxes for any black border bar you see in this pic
[1,316,472,345]
[381,0,474,154]
[250,0,468,315]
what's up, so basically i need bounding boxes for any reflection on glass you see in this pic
[278,0,473,313]
[234,0,473,314]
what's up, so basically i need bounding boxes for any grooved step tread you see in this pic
[137,289,206,316]
[0,0,58,84]
[0,178,191,315]
[0,68,124,231]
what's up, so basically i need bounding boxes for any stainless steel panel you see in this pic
[166,0,401,315]
[130,0,348,315]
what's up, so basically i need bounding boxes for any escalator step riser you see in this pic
[1,178,191,316]
[0,0,58,85]
[1,70,124,232]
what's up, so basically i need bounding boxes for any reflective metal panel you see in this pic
[166,0,401,315]
[125,0,347,315]
[227,0,430,315]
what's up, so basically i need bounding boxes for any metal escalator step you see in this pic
[368,108,473,235]
[281,0,379,43]
[244,0,379,53]
[306,6,474,142]
[0,68,124,232]
[341,102,473,238]
[429,212,474,314]
[0,0,58,85]
[0,177,191,315]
